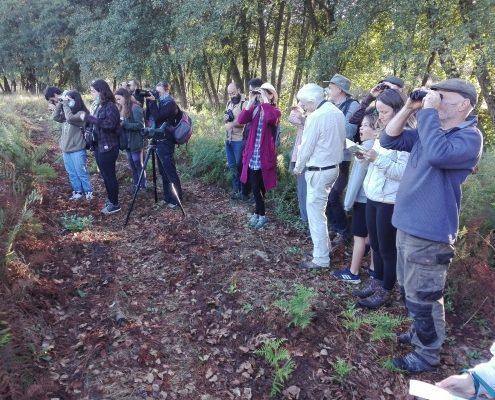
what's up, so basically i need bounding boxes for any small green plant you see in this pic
[60,214,94,232]
[364,312,407,341]
[241,303,253,313]
[0,321,12,349]
[226,275,238,294]
[286,246,302,255]
[255,338,295,397]
[274,284,317,329]
[332,357,353,383]
[381,358,402,373]
[468,350,481,360]
[341,301,364,331]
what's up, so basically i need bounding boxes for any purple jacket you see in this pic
[238,103,281,191]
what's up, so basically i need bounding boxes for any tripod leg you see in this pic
[152,149,158,203]
[124,147,154,227]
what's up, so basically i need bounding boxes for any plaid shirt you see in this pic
[249,114,264,170]
[85,102,121,152]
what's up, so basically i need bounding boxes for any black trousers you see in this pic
[326,161,350,235]
[156,140,183,204]
[248,168,266,216]
[95,146,119,205]
[365,199,397,291]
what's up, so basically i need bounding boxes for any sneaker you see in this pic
[299,260,328,270]
[392,352,436,374]
[397,331,413,346]
[357,285,391,309]
[254,216,268,229]
[101,203,121,214]
[352,277,381,298]
[230,191,241,200]
[85,192,94,200]
[333,268,361,284]
[167,203,179,209]
[69,191,83,200]
[248,214,259,227]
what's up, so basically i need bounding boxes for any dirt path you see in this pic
[6,120,493,400]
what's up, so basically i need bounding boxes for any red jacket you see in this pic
[238,103,281,190]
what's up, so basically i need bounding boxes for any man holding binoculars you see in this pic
[381,78,483,373]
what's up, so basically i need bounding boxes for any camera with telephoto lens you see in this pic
[376,83,389,91]
[224,109,235,123]
[140,89,160,99]
[409,90,443,102]
[140,123,168,140]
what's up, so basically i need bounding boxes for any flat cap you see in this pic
[431,78,477,106]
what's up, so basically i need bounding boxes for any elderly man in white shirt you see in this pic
[293,83,346,269]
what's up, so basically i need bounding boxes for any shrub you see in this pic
[274,284,317,329]
[60,214,94,232]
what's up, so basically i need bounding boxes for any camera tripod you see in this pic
[124,138,185,226]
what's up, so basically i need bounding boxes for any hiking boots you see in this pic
[248,213,259,227]
[299,261,328,270]
[392,352,436,374]
[69,191,83,200]
[397,331,413,346]
[358,286,391,309]
[353,277,381,298]
[254,216,268,229]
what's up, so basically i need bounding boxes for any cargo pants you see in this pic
[396,229,455,366]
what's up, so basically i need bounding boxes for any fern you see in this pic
[274,284,317,329]
[255,338,295,397]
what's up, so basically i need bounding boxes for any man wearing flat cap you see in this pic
[381,78,483,373]
[324,74,360,243]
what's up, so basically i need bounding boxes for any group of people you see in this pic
[222,74,484,376]
[45,79,184,214]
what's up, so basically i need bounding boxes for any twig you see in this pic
[461,296,489,329]
[474,231,495,252]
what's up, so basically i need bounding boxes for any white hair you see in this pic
[297,83,324,105]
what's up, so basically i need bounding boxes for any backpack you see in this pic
[172,111,193,145]
[339,97,361,143]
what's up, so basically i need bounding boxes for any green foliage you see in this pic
[340,301,364,331]
[381,358,403,373]
[255,338,296,397]
[0,321,12,349]
[331,357,354,383]
[274,284,317,329]
[60,214,94,232]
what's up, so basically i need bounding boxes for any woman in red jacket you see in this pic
[238,82,281,229]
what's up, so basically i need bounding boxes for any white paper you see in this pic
[409,380,468,400]
[345,138,366,154]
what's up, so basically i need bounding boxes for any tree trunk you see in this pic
[420,52,436,86]
[2,76,11,93]
[204,51,220,108]
[177,64,188,109]
[112,77,117,92]
[276,10,291,94]
[270,0,285,86]
[257,0,268,82]
[239,7,250,92]
[230,58,243,91]
[288,8,309,108]
[475,60,495,127]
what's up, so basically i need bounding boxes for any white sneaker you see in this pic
[248,213,259,227]
[69,191,83,200]
[85,192,94,200]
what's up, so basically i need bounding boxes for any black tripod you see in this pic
[124,138,185,226]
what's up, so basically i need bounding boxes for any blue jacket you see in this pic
[380,108,483,244]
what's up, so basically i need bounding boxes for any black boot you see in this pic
[357,286,391,309]
[352,277,381,299]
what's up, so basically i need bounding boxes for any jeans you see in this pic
[290,162,308,223]
[126,149,146,188]
[326,161,350,235]
[306,168,339,267]
[225,140,244,193]
[95,146,119,205]
[63,149,92,193]
[365,199,397,291]
[248,168,266,216]
[396,229,454,365]
[156,140,183,205]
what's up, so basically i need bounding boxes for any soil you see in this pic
[1,116,494,400]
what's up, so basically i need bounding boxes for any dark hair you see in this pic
[91,79,115,103]
[66,90,89,114]
[248,78,263,89]
[114,88,139,118]
[44,86,62,101]
[376,89,405,115]
[156,81,170,91]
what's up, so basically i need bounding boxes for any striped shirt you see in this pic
[249,114,264,170]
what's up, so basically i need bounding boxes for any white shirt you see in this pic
[294,101,346,174]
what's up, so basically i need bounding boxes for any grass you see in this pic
[332,357,354,383]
